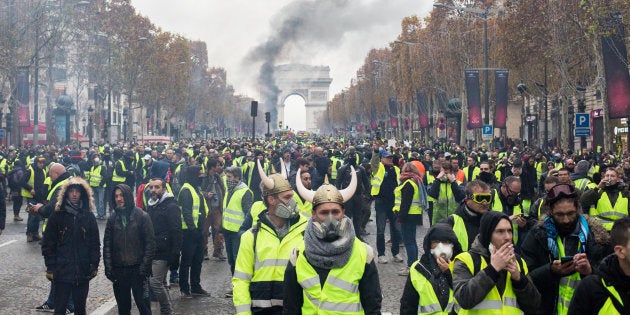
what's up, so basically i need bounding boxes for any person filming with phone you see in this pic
[521,184,612,315]
[581,167,629,231]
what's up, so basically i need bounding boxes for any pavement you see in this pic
[0,202,431,315]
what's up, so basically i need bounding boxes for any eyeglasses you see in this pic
[546,184,576,200]
[468,193,493,204]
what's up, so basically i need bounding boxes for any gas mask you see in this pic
[275,198,299,219]
[313,215,347,241]
[430,242,454,260]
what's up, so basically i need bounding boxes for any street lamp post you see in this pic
[433,3,500,125]
[88,105,93,147]
[517,83,527,143]
[122,108,128,142]
[576,85,587,150]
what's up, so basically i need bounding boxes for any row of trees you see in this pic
[0,0,246,145]
[326,0,628,149]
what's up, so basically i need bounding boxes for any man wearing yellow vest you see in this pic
[452,211,541,314]
[582,167,629,231]
[491,176,529,251]
[442,180,492,252]
[463,156,480,183]
[177,165,210,298]
[427,161,465,225]
[521,184,611,315]
[232,160,308,314]
[568,217,630,314]
[284,165,382,314]
[88,153,107,220]
[222,166,254,279]
[23,157,47,242]
[400,223,463,314]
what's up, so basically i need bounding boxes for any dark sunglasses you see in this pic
[546,184,576,200]
[468,193,493,204]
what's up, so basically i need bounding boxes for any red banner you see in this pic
[465,70,483,128]
[16,67,30,127]
[494,70,509,128]
[602,16,630,119]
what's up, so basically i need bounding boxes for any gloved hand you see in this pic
[105,269,115,282]
[46,271,54,282]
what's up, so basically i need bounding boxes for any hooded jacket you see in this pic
[103,184,155,276]
[520,215,612,314]
[146,191,182,261]
[41,177,101,283]
[38,171,72,219]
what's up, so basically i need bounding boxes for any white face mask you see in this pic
[430,242,454,260]
[94,158,101,164]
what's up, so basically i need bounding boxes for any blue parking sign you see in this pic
[575,113,590,128]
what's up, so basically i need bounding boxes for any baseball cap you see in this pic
[381,151,393,158]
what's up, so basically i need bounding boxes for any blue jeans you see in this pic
[400,221,418,267]
[47,282,75,311]
[92,186,105,217]
[179,229,204,293]
[223,230,240,275]
[26,198,40,234]
[375,198,401,257]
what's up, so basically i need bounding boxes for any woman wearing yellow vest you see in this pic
[452,211,540,314]
[283,167,382,314]
[568,217,630,314]
[400,223,462,314]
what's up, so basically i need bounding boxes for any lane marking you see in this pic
[0,240,17,249]
[89,299,117,315]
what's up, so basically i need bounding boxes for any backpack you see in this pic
[7,167,24,190]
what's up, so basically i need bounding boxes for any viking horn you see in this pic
[258,159,274,189]
[339,166,357,203]
[295,168,315,203]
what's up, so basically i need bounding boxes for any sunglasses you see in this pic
[468,193,493,204]
[546,184,576,200]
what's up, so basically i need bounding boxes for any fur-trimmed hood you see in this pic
[54,176,95,212]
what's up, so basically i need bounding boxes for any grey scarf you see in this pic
[303,216,355,269]
[63,200,83,216]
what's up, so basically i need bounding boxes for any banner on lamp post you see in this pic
[16,66,30,127]
[495,70,509,128]
[416,90,429,128]
[465,70,483,128]
[602,15,630,119]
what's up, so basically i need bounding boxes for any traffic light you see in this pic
[265,112,270,123]
[279,121,283,129]
[5,113,12,131]
[250,101,258,117]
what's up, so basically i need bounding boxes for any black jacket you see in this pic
[39,172,72,219]
[520,216,613,314]
[104,184,155,276]
[568,254,630,314]
[41,178,100,283]
[146,192,182,261]
[441,203,482,251]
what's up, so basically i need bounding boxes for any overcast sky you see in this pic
[132,0,433,100]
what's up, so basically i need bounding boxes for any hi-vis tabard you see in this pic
[112,160,127,182]
[371,163,400,196]
[222,185,251,232]
[409,260,454,314]
[592,191,628,231]
[178,183,206,230]
[393,179,422,214]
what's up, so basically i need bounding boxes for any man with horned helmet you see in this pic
[232,160,309,315]
[283,166,383,314]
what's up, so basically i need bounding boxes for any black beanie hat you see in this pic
[423,223,463,257]
[479,211,511,248]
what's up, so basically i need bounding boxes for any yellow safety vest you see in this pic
[556,237,581,315]
[222,185,251,232]
[293,193,313,217]
[370,163,400,196]
[393,179,422,214]
[178,183,205,230]
[232,215,308,314]
[451,214,469,252]
[89,165,102,187]
[331,158,341,181]
[592,191,628,231]
[21,165,34,198]
[249,201,267,227]
[296,238,367,314]
[112,160,127,182]
[426,174,435,202]
[573,178,596,192]
[598,278,623,315]
[491,190,523,243]
[535,162,544,181]
[409,260,454,314]
[453,252,526,314]
[463,166,480,182]
[44,178,70,232]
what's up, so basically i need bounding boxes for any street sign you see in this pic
[482,124,493,141]
[575,113,590,128]
[575,113,590,137]
[0,128,5,139]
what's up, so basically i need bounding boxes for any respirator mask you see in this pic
[275,198,299,219]
[313,214,348,241]
[430,242,454,260]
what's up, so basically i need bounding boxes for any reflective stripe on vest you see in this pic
[452,214,468,252]
[426,174,435,202]
[178,183,204,229]
[454,252,526,314]
[297,238,366,314]
[594,191,628,231]
[21,165,34,198]
[556,236,581,315]
[598,277,623,315]
[222,186,250,232]
[370,163,400,196]
[112,160,127,182]
[89,165,102,187]
[409,260,454,314]
[393,179,422,214]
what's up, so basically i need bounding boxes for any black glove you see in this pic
[105,269,115,282]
